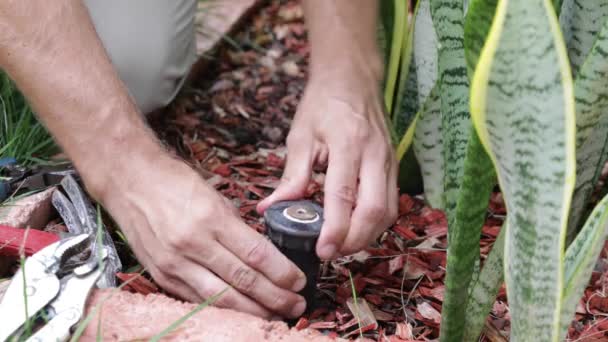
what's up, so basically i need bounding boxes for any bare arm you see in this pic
[0,0,161,196]
[259,0,399,258]
[0,0,307,319]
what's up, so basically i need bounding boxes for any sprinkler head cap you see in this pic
[264,200,323,252]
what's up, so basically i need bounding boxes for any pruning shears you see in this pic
[0,175,122,341]
[0,157,79,202]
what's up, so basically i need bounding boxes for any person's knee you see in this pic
[84,0,197,113]
[113,31,195,113]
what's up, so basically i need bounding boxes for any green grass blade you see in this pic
[559,193,608,340]
[412,85,444,209]
[348,271,363,340]
[429,0,471,221]
[567,17,608,243]
[148,287,230,342]
[470,0,576,340]
[69,269,148,342]
[559,0,608,76]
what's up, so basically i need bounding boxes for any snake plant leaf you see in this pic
[567,18,608,243]
[413,0,439,105]
[430,0,471,219]
[413,86,443,208]
[463,226,505,341]
[559,194,608,340]
[552,0,564,15]
[464,0,499,75]
[439,130,496,342]
[393,9,418,140]
[378,0,395,63]
[559,0,608,76]
[383,0,408,114]
[471,0,576,340]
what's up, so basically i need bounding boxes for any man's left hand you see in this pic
[257,74,399,260]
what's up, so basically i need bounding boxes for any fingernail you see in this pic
[292,273,307,292]
[291,299,307,317]
[318,244,337,260]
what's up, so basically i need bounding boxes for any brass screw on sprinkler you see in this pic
[264,200,323,316]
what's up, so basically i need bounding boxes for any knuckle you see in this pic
[231,266,258,293]
[212,291,236,308]
[362,203,386,222]
[329,184,357,204]
[343,119,371,144]
[245,239,269,267]
[156,257,179,274]
[268,293,291,312]
[167,232,193,250]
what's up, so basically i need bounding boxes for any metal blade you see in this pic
[52,190,85,235]
[55,176,122,288]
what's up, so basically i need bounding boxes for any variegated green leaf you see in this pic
[383,0,408,114]
[393,12,418,139]
[471,0,576,340]
[413,86,443,208]
[553,0,564,15]
[559,194,608,341]
[430,0,471,219]
[464,0,499,74]
[413,0,439,105]
[559,0,608,76]
[439,129,496,342]
[567,18,608,243]
[463,226,505,341]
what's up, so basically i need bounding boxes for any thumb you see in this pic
[257,144,313,214]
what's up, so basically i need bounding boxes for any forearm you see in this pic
[0,0,164,198]
[302,0,383,83]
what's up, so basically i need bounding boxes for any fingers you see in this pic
[180,260,273,319]
[202,240,307,318]
[257,134,313,214]
[316,143,361,259]
[340,150,389,255]
[217,219,307,292]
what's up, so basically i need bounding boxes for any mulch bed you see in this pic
[141,0,608,340]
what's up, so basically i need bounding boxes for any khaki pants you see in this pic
[84,0,198,114]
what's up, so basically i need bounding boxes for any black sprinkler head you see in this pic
[264,200,323,315]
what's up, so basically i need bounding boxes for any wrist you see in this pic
[73,104,168,203]
[309,50,383,86]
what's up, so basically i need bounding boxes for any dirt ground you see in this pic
[142,0,608,341]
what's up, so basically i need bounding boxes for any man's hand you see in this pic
[0,0,306,319]
[258,76,399,260]
[258,0,398,259]
[99,157,308,318]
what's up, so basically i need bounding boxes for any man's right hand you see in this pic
[94,156,308,319]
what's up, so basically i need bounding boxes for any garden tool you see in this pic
[264,200,323,315]
[0,157,77,202]
[0,174,121,287]
[0,233,109,342]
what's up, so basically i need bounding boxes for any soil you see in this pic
[2,0,607,341]
[142,0,608,341]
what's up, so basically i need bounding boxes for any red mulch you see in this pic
[138,0,608,341]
